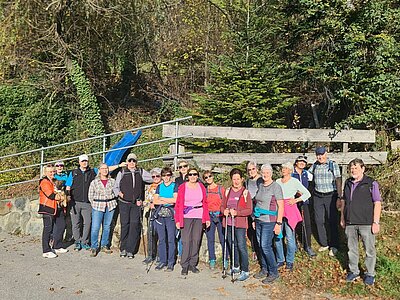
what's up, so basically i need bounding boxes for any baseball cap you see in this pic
[127,153,137,161]
[295,155,308,163]
[78,154,89,162]
[315,146,327,155]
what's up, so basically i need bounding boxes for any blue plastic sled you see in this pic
[104,130,142,166]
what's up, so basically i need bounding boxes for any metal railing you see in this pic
[0,116,192,189]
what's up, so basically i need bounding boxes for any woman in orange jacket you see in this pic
[39,165,68,258]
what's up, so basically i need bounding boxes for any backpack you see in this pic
[225,187,248,203]
[309,159,335,175]
[206,185,223,199]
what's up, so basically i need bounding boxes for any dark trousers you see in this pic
[180,218,203,269]
[119,201,141,253]
[227,226,249,272]
[205,215,224,261]
[313,192,339,248]
[155,216,176,266]
[296,203,313,249]
[146,209,158,259]
[42,209,65,253]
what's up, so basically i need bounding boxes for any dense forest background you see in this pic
[1,0,399,154]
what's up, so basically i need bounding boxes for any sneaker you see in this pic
[262,273,279,284]
[318,246,329,252]
[253,269,269,279]
[142,257,154,264]
[101,246,112,254]
[277,262,285,268]
[345,272,360,282]
[209,260,216,270]
[181,267,188,276]
[120,250,127,257]
[305,247,316,257]
[54,248,68,254]
[81,244,91,250]
[42,251,58,258]
[231,267,240,274]
[364,275,375,286]
[189,266,200,274]
[90,249,97,257]
[127,252,134,259]
[286,263,293,271]
[237,271,250,281]
[329,247,338,257]
[74,242,82,251]
[155,263,167,270]
[165,265,174,272]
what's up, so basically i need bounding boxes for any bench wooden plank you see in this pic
[163,125,376,143]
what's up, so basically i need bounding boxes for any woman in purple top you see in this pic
[175,167,210,276]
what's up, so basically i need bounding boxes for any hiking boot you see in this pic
[318,246,329,252]
[345,272,360,282]
[74,242,82,251]
[54,248,68,254]
[364,275,375,286]
[142,257,154,265]
[127,252,134,259]
[262,273,279,284]
[253,269,268,279]
[277,262,285,268]
[236,271,250,281]
[181,267,188,276]
[101,246,112,254]
[165,265,174,272]
[90,249,97,257]
[42,251,57,259]
[329,247,338,257]
[120,250,127,257]
[155,263,167,271]
[81,244,91,250]
[209,260,216,270]
[305,247,316,257]
[286,262,293,271]
[189,266,200,274]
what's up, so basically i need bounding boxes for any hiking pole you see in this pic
[301,207,309,254]
[139,205,147,266]
[146,208,154,273]
[231,214,236,283]
[222,214,229,279]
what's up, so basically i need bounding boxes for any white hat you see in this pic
[79,154,89,162]
[127,153,137,161]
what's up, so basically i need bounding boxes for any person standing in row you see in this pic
[341,158,382,286]
[291,155,316,257]
[203,170,226,270]
[113,153,153,259]
[309,146,342,257]
[88,163,117,257]
[153,167,176,271]
[175,167,210,276]
[222,168,253,281]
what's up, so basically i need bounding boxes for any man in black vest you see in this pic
[340,158,382,286]
[113,153,153,258]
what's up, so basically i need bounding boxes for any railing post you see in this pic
[40,147,44,178]
[102,137,106,163]
[174,121,179,170]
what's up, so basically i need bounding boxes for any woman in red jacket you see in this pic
[38,165,67,258]
[175,167,210,276]
[222,168,253,281]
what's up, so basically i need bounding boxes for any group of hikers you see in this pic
[38,146,382,286]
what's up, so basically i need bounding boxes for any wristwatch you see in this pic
[373,221,380,225]
[276,221,282,225]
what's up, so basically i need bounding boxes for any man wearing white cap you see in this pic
[113,153,153,259]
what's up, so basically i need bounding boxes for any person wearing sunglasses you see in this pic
[175,167,210,276]
[174,160,189,188]
[142,167,162,264]
[113,153,153,259]
[203,170,226,270]
[152,167,177,271]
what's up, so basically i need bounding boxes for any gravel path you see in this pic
[0,232,270,300]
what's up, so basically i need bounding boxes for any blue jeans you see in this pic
[205,215,224,261]
[275,220,296,264]
[227,226,248,272]
[155,216,176,266]
[91,207,115,249]
[256,220,278,276]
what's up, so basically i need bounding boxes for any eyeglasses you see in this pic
[247,167,256,172]
[188,173,198,177]
[178,164,188,169]
[55,164,64,167]
[152,175,161,178]
[128,159,136,163]
[162,173,172,177]
[80,160,88,162]
[204,175,213,180]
